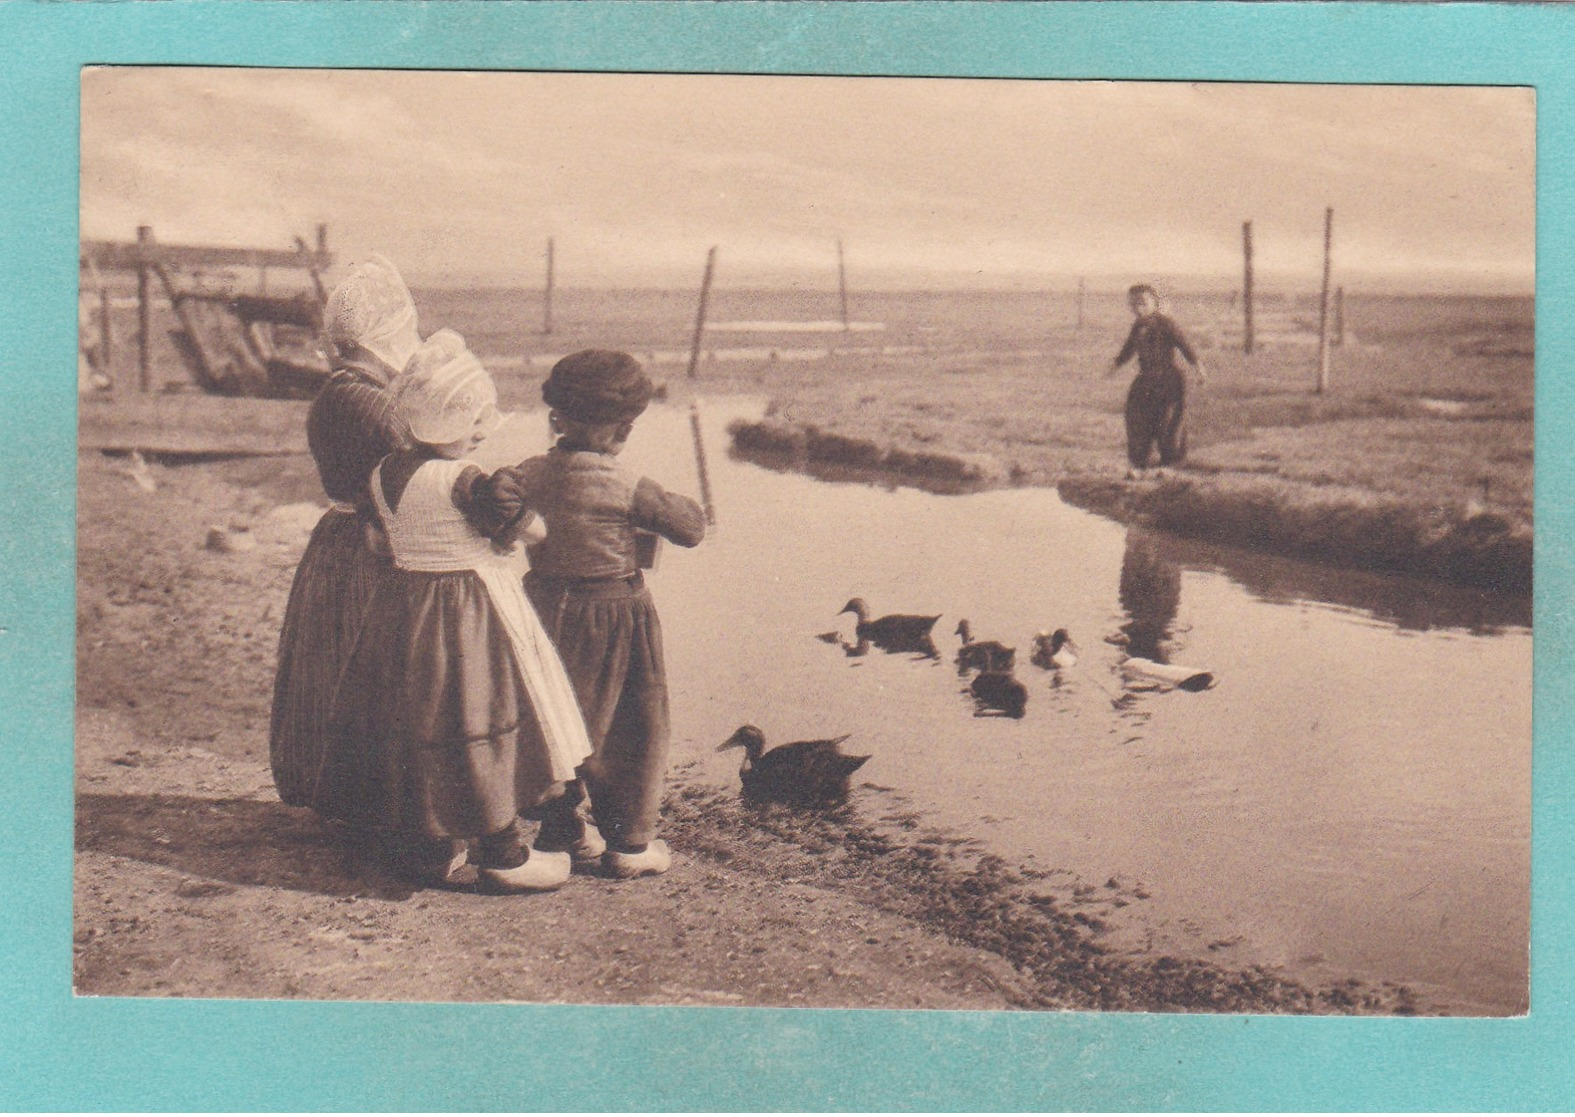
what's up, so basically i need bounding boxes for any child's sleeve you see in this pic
[453,465,537,546]
[631,477,706,547]
[1168,319,1200,367]
[1113,321,1141,367]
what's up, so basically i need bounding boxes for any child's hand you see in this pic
[1193,363,1209,386]
[517,513,547,547]
[481,470,525,522]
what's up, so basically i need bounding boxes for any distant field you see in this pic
[412,286,1532,523]
[83,284,1534,582]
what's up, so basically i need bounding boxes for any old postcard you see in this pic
[4,2,1570,1111]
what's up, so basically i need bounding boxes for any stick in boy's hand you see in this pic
[690,397,718,526]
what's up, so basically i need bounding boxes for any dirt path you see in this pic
[75,705,1035,1007]
[73,446,1421,1013]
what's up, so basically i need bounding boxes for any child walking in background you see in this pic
[318,330,593,893]
[495,350,706,879]
[1105,283,1207,474]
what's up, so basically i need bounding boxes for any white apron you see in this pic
[371,457,592,781]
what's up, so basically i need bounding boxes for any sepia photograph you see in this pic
[71,66,1533,1017]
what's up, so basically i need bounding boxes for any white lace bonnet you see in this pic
[393,329,502,446]
[323,253,421,373]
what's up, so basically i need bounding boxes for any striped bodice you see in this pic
[306,361,408,505]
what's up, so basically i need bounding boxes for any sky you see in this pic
[80,68,1535,293]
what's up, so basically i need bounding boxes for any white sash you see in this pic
[471,556,593,781]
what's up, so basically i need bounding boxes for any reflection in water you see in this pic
[1156,530,1531,634]
[1117,529,1183,663]
[657,401,1528,1012]
[729,444,993,497]
[735,431,1530,636]
[969,669,1029,718]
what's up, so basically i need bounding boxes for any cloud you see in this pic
[79,69,1534,291]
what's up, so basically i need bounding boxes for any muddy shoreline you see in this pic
[73,445,1432,1013]
[727,416,1531,595]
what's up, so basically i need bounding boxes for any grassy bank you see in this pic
[707,293,1532,594]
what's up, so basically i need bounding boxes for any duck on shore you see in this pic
[1030,628,1079,670]
[718,724,871,807]
[954,619,1015,676]
[838,597,941,658]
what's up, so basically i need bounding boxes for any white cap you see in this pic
[394,329,501,446]
[323,253,420,373]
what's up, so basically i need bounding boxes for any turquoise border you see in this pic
[2,1,1568,1109]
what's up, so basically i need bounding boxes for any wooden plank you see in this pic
[77,393,310,456]
[82,239,332,273]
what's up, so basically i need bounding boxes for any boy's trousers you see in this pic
[1124,371,1188,468]
[525,571,671,849]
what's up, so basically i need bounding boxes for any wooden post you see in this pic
[137,225,153,392]
[836,239,849,331]
[1076,277,1085,330]
[543,237,554,336]
[1317,207,1334,393]
[98,282,113,371]
[685,246,717,380]
[1242,221,1255,356]
[1334,285,1345,347]
[293,236,328,305]
[86,254,113,374]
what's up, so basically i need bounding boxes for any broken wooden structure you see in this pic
[80,225,335,399]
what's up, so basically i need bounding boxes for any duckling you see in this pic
[1030,628,1079,670]
[954,619,1016,676]
[838,597,941,658]
[970,669,1028,719]
[717,724,871,807]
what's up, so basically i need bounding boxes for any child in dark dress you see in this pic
[319,330,593,892]
[270,254,419,808]
[494,350,706,879]
[1105,284,1207,474]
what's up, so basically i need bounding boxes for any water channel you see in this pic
[477,397,1531,1015]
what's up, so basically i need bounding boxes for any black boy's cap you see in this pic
[542,349,655,424]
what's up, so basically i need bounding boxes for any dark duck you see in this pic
[718,724,871,807]
[954,618,1016,676]
[970,669,1028,718]
[838,597,941,658]
[1030,628,1079,670]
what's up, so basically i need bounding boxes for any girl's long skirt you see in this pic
[317,569,564,840]
[269,508,388,807]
